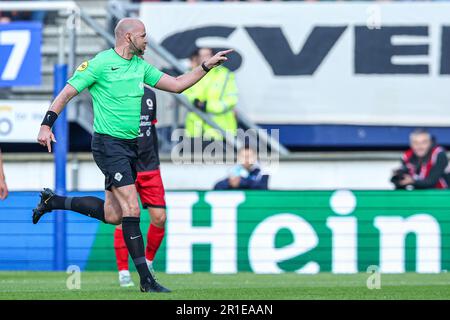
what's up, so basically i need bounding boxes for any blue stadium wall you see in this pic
[0,192,101,270]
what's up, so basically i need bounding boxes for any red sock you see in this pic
[145,224,165,261]
[114,228,129,271]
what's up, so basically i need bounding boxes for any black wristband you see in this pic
[201,62,211,73]
[41,111,58,128]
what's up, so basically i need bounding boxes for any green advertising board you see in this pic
[86,190,450,273]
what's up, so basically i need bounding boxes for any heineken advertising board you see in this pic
[86,190,450,274]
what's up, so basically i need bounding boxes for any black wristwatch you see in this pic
[201,62,211,73]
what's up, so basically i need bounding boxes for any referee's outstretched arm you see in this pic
[154,49,233,94]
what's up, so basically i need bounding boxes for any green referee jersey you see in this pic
[67,48,163,139]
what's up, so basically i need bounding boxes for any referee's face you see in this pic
[128,24,148,56]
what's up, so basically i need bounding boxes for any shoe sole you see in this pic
[120,283,135,287]
[32,189,54,224]
[140,287,172,293]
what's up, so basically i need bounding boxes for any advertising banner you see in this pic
[2,191,448,273]
[0,100,49,142]
[141,3,450,126]
[0,22,42,87]
[87,190,450,274]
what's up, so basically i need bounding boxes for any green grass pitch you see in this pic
[0,272,449,300]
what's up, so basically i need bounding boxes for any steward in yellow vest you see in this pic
[183,48,238,141]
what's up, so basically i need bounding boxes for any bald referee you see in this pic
[32,18,232,293]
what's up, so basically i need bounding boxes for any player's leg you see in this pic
[135,170,167,271]
[111,210,165,289]
[111,172,145,288]
[110,183,169,292]
[32,185,123,225]
[107,188,134,287]
[110,184,146,279]
[32,189,106,224]
[145,207,166,271]
[114,223,134,287]
[32,133,124,225]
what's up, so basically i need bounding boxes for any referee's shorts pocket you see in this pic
[91,134,108,176]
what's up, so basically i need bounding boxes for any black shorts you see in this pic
[91,132,138,191]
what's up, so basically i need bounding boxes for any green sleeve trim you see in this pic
[152,70,164,87]
[66,79,83,93]
[144,62,164,87]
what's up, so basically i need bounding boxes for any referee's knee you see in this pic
[125,203,141,218]
[106,215,122,225]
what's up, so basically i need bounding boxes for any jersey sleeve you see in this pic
[144,63,163,87]
[67,55,103,92]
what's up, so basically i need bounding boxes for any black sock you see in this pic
[122,217,152,283]
[48,195,106,223]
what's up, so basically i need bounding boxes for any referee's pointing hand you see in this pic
[204,49,234,69]
[37,125,57,153]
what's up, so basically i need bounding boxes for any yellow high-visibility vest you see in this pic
[183,66,238,140]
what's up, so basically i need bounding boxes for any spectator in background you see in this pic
[183,47,238,145]
[0,3,31,23]
[391,129,450,190]
[0,15,10,24]
[0,0,46,24]
[214,146,269,190]
[0,148,8,200]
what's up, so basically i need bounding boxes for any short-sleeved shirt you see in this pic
[67,48,163,139]
[137,87,160,172]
